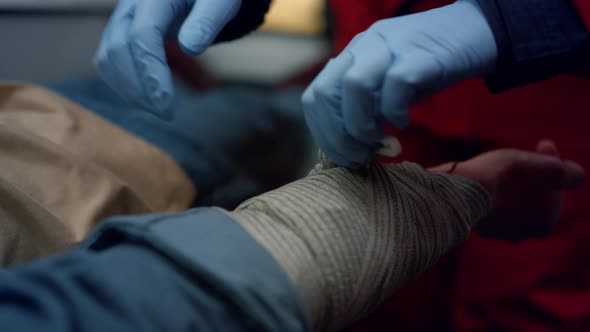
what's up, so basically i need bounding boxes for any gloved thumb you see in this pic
[178,0,242,56]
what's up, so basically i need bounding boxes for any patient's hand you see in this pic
[431,140,585,241]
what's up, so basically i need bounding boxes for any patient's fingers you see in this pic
[536,139,559,157]
[561,160,585,189]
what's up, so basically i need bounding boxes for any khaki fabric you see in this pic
[228,161,490,331]
[0,83,195,265]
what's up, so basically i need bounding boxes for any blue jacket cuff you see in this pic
[83,208,308,332]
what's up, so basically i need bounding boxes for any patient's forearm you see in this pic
[0,162,489,332]
[228,162,490,331]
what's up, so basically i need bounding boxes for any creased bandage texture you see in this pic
[228,162,490,331]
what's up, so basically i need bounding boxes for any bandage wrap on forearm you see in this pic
[227,162,490,331]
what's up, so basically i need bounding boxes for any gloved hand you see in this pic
[302,0,498,166]
[94,0,242,116]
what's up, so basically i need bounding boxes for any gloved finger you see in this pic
[342,33,392,144]
[307,56,372,166]
[94,0,144,101]
[95,10,146,106]
[342,31,366,51]
[94,0,133,63]
[381,52,441,129]
[302,87,351,167]
[95,0,136,59]
[178,0,242,56]
[129,0,186,116]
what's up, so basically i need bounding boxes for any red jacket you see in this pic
[330,1,590,331]
[330,0,590,151]
[575,0,590,30]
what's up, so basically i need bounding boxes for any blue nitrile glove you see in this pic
[302,0,498,167]
[94,0,242,117]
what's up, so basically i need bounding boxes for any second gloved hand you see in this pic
[94,0,242,116]
[303,0,498,166]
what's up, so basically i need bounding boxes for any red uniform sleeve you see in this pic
[574,0,590,31]
[329,0,406,53]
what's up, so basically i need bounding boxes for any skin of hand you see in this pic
[429,140,585,241]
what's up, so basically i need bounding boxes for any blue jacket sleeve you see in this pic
[476,0,590,92]
[0,208,308,332]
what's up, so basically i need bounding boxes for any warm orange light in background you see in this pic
[261,0,326,35]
